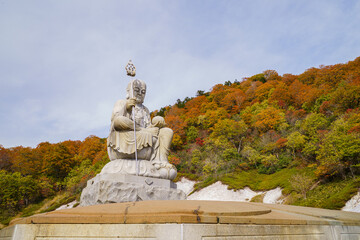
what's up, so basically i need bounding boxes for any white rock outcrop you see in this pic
[176,177,197,195]
[178,179,284,204]
[56,200,79,210]
[263,187,283,204]
[187,181,263,201]
[342,191,360,213]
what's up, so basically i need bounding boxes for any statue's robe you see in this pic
[105,99,175,179]
[107,99,156,160]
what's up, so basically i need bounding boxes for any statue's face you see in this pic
[132,80,146,103]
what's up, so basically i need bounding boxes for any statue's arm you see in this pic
[111,100,135,131]
[113,116,135,131]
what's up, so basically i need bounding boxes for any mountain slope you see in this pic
[1,56,360,227]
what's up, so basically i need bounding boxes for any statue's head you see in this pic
[126,79,146,104]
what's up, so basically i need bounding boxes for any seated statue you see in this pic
[103,79,177,180]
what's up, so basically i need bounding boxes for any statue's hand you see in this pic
[154,162,176,170]
[154,163,161,170]
[151,116,166,128]
[145,127,159,136]
[126,98,136,111]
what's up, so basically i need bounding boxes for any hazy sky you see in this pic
[1,0,359,148]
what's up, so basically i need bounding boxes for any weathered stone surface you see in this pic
[3,200,360,240]
[3,223,360,240]
[10,200,360,225]
[78,78,185,207]
[107,79,177,180]
[80,174,186,206]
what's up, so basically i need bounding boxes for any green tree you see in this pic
[316,117,360,178]
[286,131,306,158]
[64,159,103,194]
[240,101,269,126]
[190,149,203,174]
[249,73,266,83]
[203,137,240,175]
[290,173,315,199]
[0,170,40,212]
[299,113,329,160]
[241,146,261,167]
[259,154,279,174]
[210,118,248,152]
[300,113,329,136]
[186,126,199,143]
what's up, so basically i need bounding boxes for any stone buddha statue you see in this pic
[102,79,177,180]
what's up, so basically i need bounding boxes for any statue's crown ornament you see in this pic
[125,60,136,77]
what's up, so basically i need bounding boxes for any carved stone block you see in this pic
[80,173,186,206]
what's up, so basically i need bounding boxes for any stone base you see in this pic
[100,159,178,180]
[2,200,360,240]
[4,223,360,240]
[80,174,186,206]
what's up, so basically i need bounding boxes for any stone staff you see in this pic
[126,60,139,176]
[130,81,139,176]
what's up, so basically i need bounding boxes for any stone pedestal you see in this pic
[3,200,360,240]
[80,173,186,206]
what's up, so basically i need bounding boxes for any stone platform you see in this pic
[2,200,360,239]
[80,174,186,206]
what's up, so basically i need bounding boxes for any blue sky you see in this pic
[0,0,359,148]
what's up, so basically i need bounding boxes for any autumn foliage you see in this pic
[159,56,360,178]
[1,56,360,223]
[0,136,109,219]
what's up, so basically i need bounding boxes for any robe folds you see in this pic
[105,98,176,180]
[107,99,157,160]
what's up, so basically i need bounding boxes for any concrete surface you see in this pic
[1,200,360,240]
